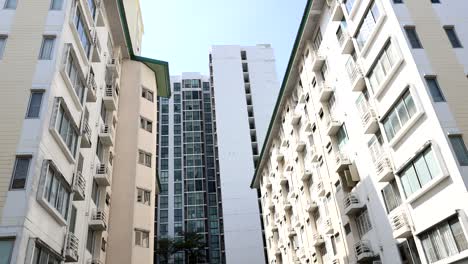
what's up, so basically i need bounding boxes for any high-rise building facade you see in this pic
[210,45,280,263]
[157,73,225,264]
[0,0,170,263]
[252,0,468,264]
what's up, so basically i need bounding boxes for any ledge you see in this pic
[406,173,449,205]
[388,111,424,149]
[50,128,76,163]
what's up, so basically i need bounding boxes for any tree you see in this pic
[155,237,176,263]
[174,232,206,264]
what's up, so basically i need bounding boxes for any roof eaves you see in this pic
[250,0,313,189]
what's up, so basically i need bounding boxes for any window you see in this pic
[138,150,152,167]
[137,188,151,205]
[73,9,91,56]
[174,82,181,92]
[42,161,71,218]
[140,117,152,133]
[69,206,77,233]
[0,238,14,264]
[38,36,55,60]
[65,48,86,103]
[431,0,440,3]
[444,26,463,48]
[382,90,417,141]
[50,0,62,10]
[86,228,95,253]
[399,147,442,197]
[87,0,96,18]
[420,216,468,262]
[3,0,16,9]
[10,156,31,190]
[393,0,403,3]
[336,124,349,151]
[404,27,423,49]
[135,229,149,248]
[32,242,61,264]
[425,76,445,102]
[381,179,402,213]
[141,87,154,102]
[368,41,399,92]
[0,36,7,59]
[313,29,322,51]
[449,135,468,166]
[91,180,99,206]
[355,209,372,238]
[26,91,44,118]
[356,1,381,49]
[54,101,79,155]
[344,0,355,13]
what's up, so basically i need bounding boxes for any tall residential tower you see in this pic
[157,73,225,264]
[210,45,280,263]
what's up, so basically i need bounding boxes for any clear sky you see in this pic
[140,0,308,81]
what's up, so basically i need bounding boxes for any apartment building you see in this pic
[209,45,280,263]
[252,0,468,264]
[157,73,225,264]
[0,0,169,263]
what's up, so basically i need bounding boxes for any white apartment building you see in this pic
[252,0,468,264]
[0,0,169,263]
[210,45,281,263]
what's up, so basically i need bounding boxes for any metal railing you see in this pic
[100,124,114,137]
[391,210,409,232]
[354,240,374,258]
[105,85,118,101]
[92,209,107,223]
[343,193,360,209]
[346,57,362,84]
[66,232,79,256]
[74,171,86,193]
[87,72,97,93]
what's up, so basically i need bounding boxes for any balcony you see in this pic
[290,112,301,126]
[80,119,92,148]
[314,182,325,197]
[86,71,97,102]
[354,240,375,262]
[279,174,288,185]
[264,177,272,189]
[322,217,333,234]
[335,152,351,172]
[64,232,79,262]
[283,197,292,211]
[103,84,118,111]
[287,227,296,237]
[305,200,318,213]
[390,209,412,239]
[343,193,365,216]
[89,209,107,231]
[98,124,115,146]
[72,171,86,201]
[331,258,340,264]
[89,259,104,264]
[107,56,121,77]
[360,105,379,134]
[311,50,326,71]
[318,81,333,102]
[375,156,394,182]
[295,140,306,152]
[296,248,306,259]
[301,170,312,181]
[346,57,365,92]
[337,29,353,55]
[312,233,324,247]
[274,212,281,224]
[325,115,341,136]
[95,164,111,186]
[292,215,301,227]
[275,149,284,162]
[309,145,319,162]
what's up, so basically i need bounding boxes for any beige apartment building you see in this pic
[0,0,169,263]
[252,0,468,264]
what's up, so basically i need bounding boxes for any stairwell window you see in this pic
[135,229,150,248]
[420,216,468,262]
[449,135,468,166]
[3,0,16,9]
[399,147,442,197]
[26,91,44,118]
[140,117,153,133]
[444,26,463,48]
[10,156,31,190]
[356,1,381,49]
[137,188,151,205]
[138,150,152,167]
[382,90,417,141]
[73,8,91,57]
[39,36,55,60]
[54,99,79,156]
[0,36,7,59]
[355,209,372,238]
[381,179,402,213]
[425,76,445,102]
[404,27,423,49]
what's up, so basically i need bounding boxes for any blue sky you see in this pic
[140,0,307,81]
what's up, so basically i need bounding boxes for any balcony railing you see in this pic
[354,240,374,262]
[314,182,325,197]
[322,217,333,234]
[343,193,364,216]
[346,57,365,91]
[360,104,379,134]
[390,209,412,239]
[325,114,341,136]
[86,71,97,102]
[103,85,118,110]
[99,124,115,146]
[95,164,111,186]
[318,81,333,102]
[337,27,353,54]
[65,232,79,262]
[80,119,92,148]
[72,171,86,201]
[335,151,351,172]
[312,233,324,247]
[89,209,107,231]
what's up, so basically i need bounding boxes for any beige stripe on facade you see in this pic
[0,0,50,218]
[405,2,468,136]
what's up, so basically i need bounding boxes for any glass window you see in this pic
[137,188,151,205]
[87,0,96,18]
[39,36,55,60]
[0,36,6,59]
[404,27,423,49]
[138,150,152,167]
[0,238,14,264]
[336,124,349,151]
[444,26,463,48]
[449,135,468,166]
[43,162,70,218]
[73,9,91,57]
[355,209,372,238]
[141,88,153,102]
[382,91,417,141]
[65,50,85,104]
[381,179,402,213]
[420,217,468,262]
[55,103,79,155]
[356,1,380,49]
[50,0,63,10]
[32,242,61,264]
[26,91,44,118]
[399,147,442,197]
[367,42,398,92]
[10,156,31,190]
[425,77,445,102]
[3,0,16,9]
[135,230,150,248]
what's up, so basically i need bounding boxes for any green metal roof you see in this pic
[117,0,171,98]
[250,0,313,188]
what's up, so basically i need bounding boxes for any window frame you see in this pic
[3,0,17,9]
[26,90,45,118]
[404,26,423,49]
[424,75,446,102]
[136,188,151,206]
[38,36,56,60]
[444,26,463,48]
[134,229,150,248]
[9,155,32,190]
[448,134,468,166]
[0,35,7,59]
[49,0,63,10]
